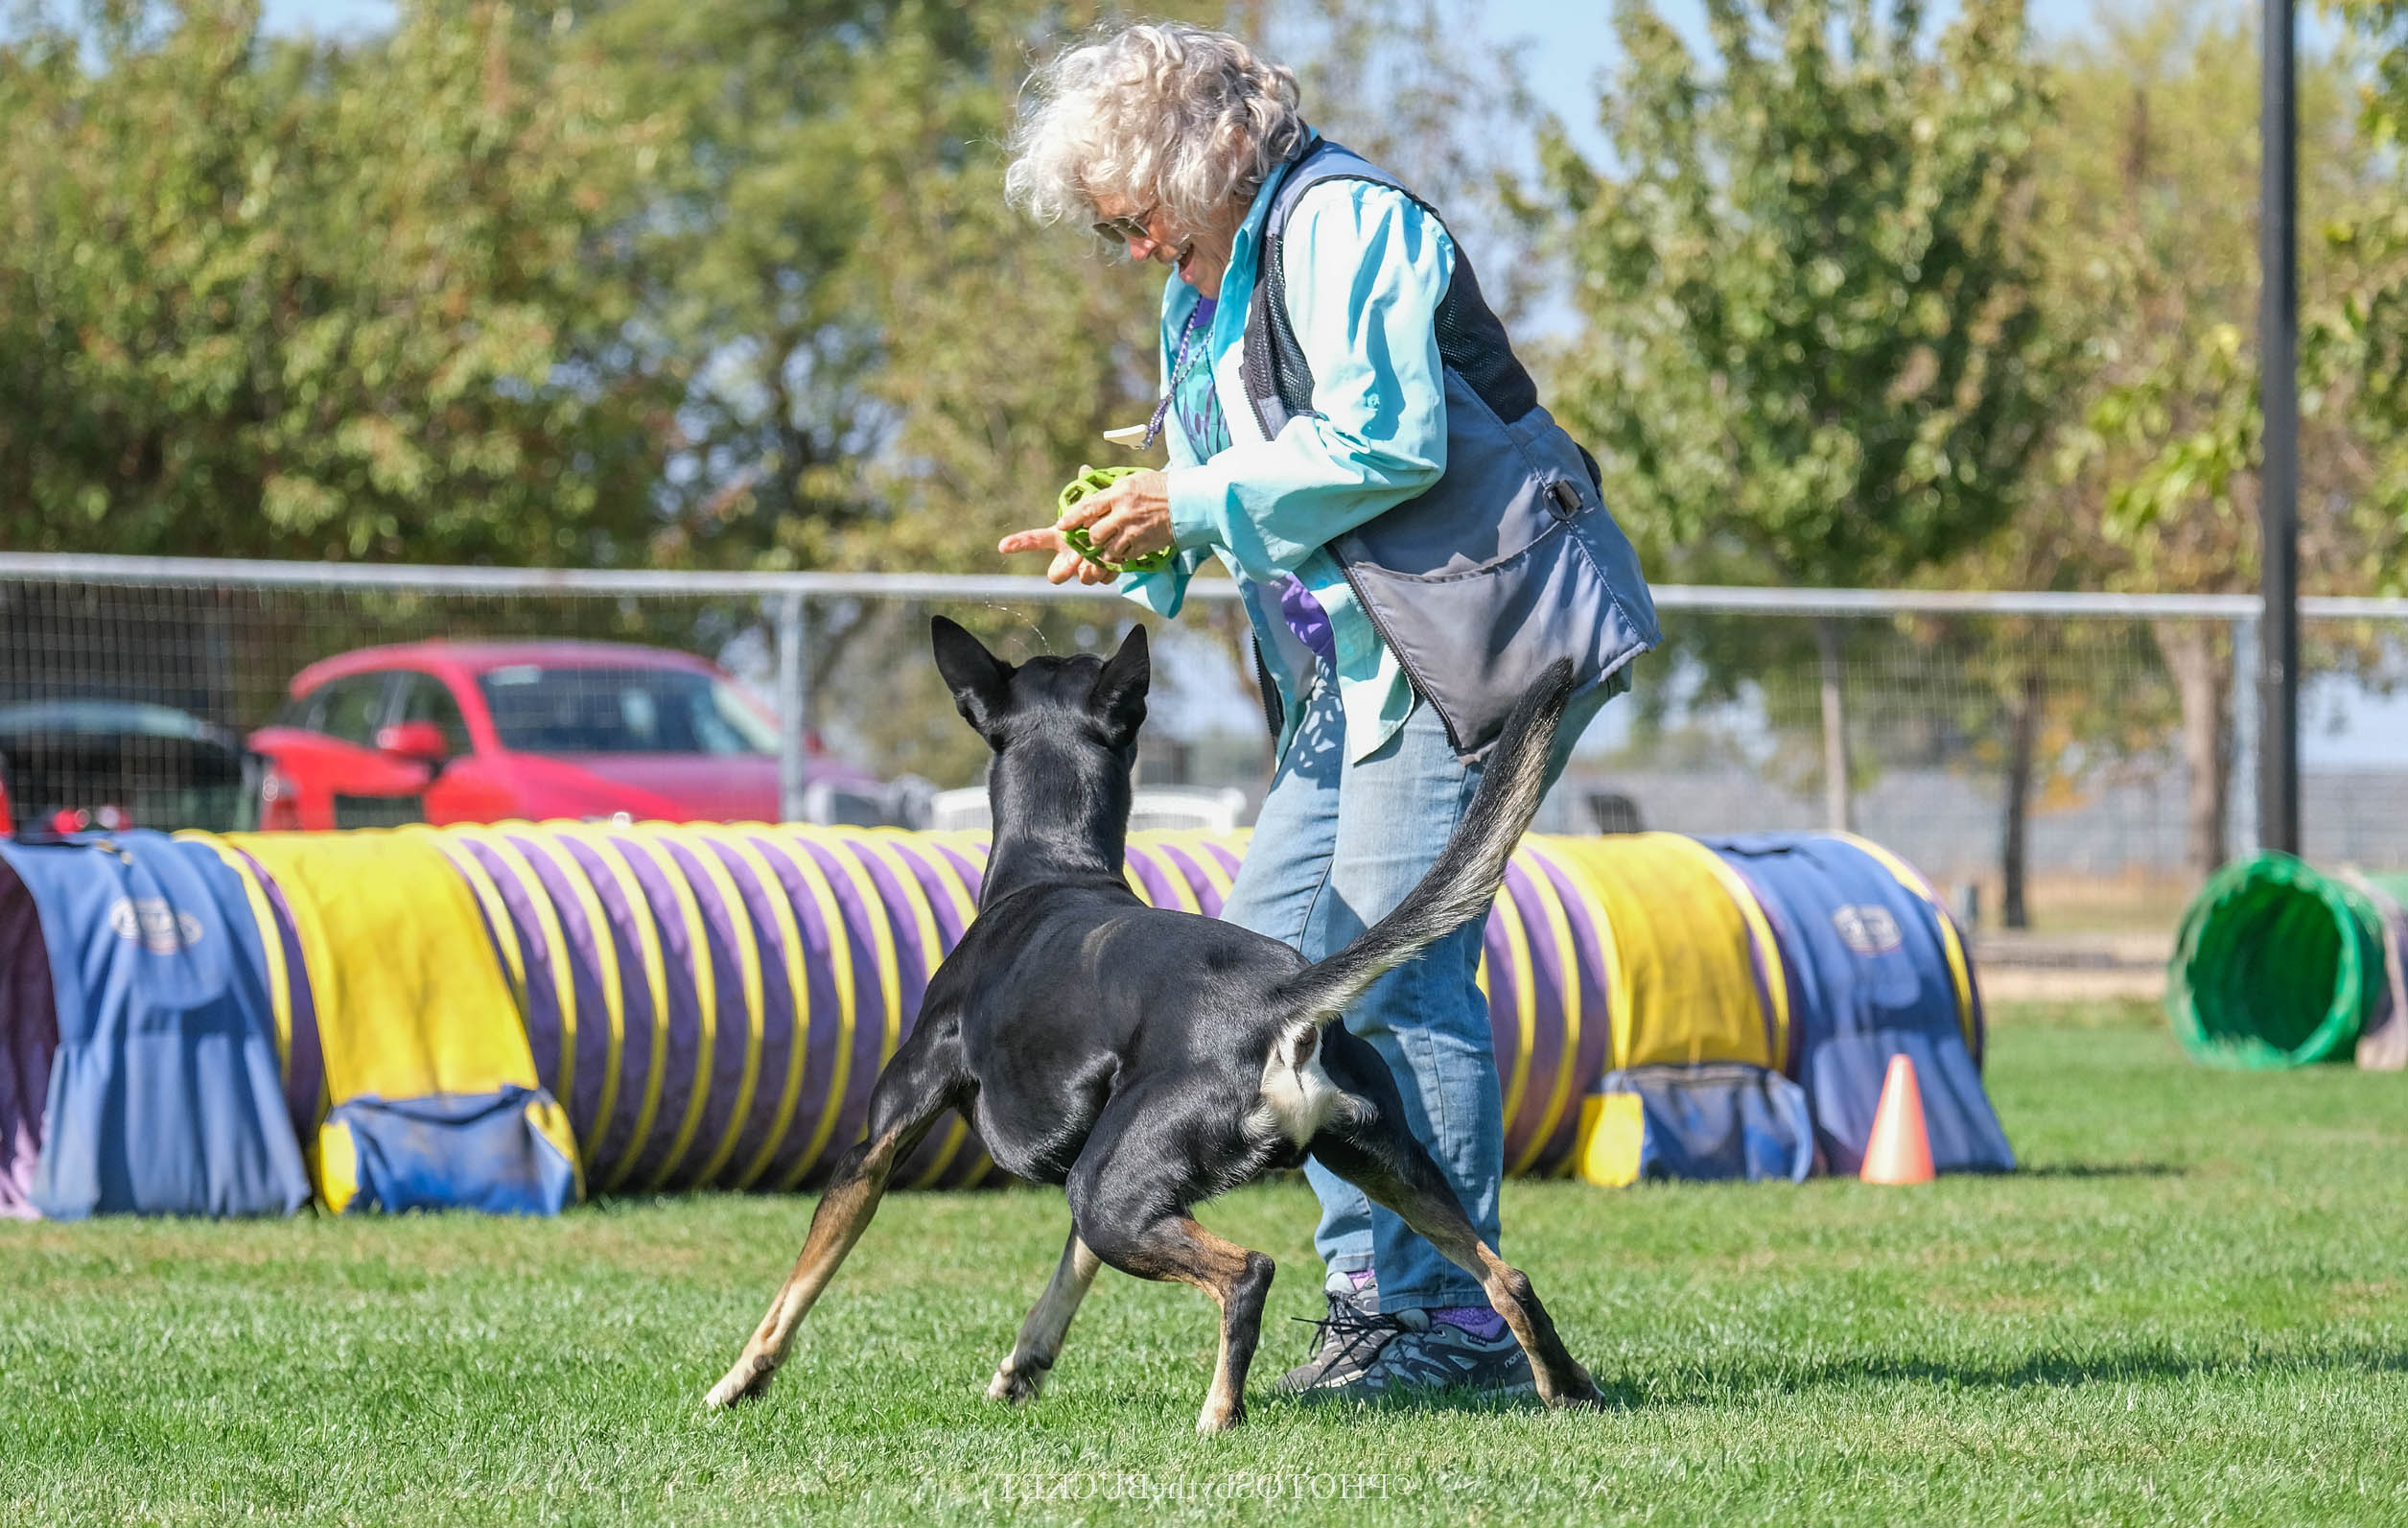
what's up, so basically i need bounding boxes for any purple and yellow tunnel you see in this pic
[0,824,1994,1217]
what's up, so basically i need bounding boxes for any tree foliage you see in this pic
[1542,0,2056,590]
[2062,3,2394,598]
[0,0,681,562]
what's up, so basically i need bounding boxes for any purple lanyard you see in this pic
[1143,300,1213,451]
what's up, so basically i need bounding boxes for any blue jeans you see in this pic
[1220,672,1603,1312]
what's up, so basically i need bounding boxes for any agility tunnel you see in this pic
[0,824,2007,1218]
[2167,853,2408,1070]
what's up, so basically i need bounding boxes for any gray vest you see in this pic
[1242,140,1659,759]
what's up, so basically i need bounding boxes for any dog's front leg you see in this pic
[704,1131,900,1410]
[708,1028,968,1410]
[987,1232,1102,1404]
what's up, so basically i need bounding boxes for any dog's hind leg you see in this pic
[1079,1214,1274,1434]
[705,1025,968,1410]
[1307,1117,1603,1411]
[986,1231,1102,1405]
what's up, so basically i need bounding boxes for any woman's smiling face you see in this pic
[1090,192,1239,298]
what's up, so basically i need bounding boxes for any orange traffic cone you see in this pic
[1860,1054,1935,1185]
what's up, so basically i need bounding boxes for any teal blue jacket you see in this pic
[1116,133,1446,764]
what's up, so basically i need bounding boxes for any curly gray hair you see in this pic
[1004,22,1307,237]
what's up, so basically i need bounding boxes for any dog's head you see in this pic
[929,615,1150,760]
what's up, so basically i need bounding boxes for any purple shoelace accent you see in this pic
[1344,1270,1505,1339]
[1431,1306,1508,1340]
[1274,575,1338,669]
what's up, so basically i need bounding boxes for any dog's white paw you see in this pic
[1194,1399,1245,1434]
[987,1361,1045,1405]
[705,1357,774,1411]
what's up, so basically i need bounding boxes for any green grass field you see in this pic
[5,1002,2405,1525]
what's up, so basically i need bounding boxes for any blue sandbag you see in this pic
[1703,834,2013,1176]
[3,834,310,1218]
[321,1085,580,1215]
[1580,1063,1814,1185]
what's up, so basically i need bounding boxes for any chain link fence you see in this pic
[3,554,2404,933]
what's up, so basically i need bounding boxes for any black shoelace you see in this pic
[1290,1310,1412,1373]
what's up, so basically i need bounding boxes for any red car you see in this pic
[247,640,881,832]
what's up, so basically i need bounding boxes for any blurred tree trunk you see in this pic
[2154,620,2230,881]
[1817,618,1853,833]
[1999,656,2046,929]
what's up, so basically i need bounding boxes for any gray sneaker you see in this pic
[1277,1305,1536,1402]
[1274,1287,1382,1394]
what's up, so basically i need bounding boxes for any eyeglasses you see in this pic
[1090,204,1161,243]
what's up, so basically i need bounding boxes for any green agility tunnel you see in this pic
[2167,853,2408,1069]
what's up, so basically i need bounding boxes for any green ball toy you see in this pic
[1055,464,1173,575]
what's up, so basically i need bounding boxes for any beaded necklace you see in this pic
[1141,299,1214,452]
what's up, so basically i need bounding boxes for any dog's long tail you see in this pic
[1272,659,1578,1029]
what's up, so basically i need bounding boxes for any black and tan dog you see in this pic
[705,618,1601,1431]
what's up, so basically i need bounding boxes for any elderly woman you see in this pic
[1000,22,1657,1401]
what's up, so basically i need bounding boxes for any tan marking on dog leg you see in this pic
[1461,1240,1602,1408]
[987,1233,1103,1404]
[704,1133,899,1410]
[1140,1219,1270,1435]
[1334,1153,1603,1409]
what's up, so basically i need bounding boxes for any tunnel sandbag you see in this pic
[1576,1063,1815,1187]
[2167,854,2390,1070]
[1701,833,2012,1176]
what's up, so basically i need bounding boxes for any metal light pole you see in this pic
[2258,0,2301,856]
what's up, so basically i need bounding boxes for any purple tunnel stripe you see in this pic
[833,837,932,1007]
[736,832,852,1190]
[694,835,804,1187]
[1150,840,1226,918]
[880,838,973,950]
[1526,849,1615,1174]
[651,835,757,1187]
[924,838,990,904]
[501,831,617,1146]
[1504,863,1569,1159]
[457,838,567,1106]
[602,832,711,1188]
[552,834,662,1185]
[1121,846,1184,910]
[788,835,895,1183]
[228,844,323,1140]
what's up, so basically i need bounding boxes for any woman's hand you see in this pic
[997,469,1175,584]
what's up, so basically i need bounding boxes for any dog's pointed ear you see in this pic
[931,616,1013,737]
[1089,623,1149,745]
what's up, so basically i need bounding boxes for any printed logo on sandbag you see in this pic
[107,896,204,953]
[1831,905,1903,957]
